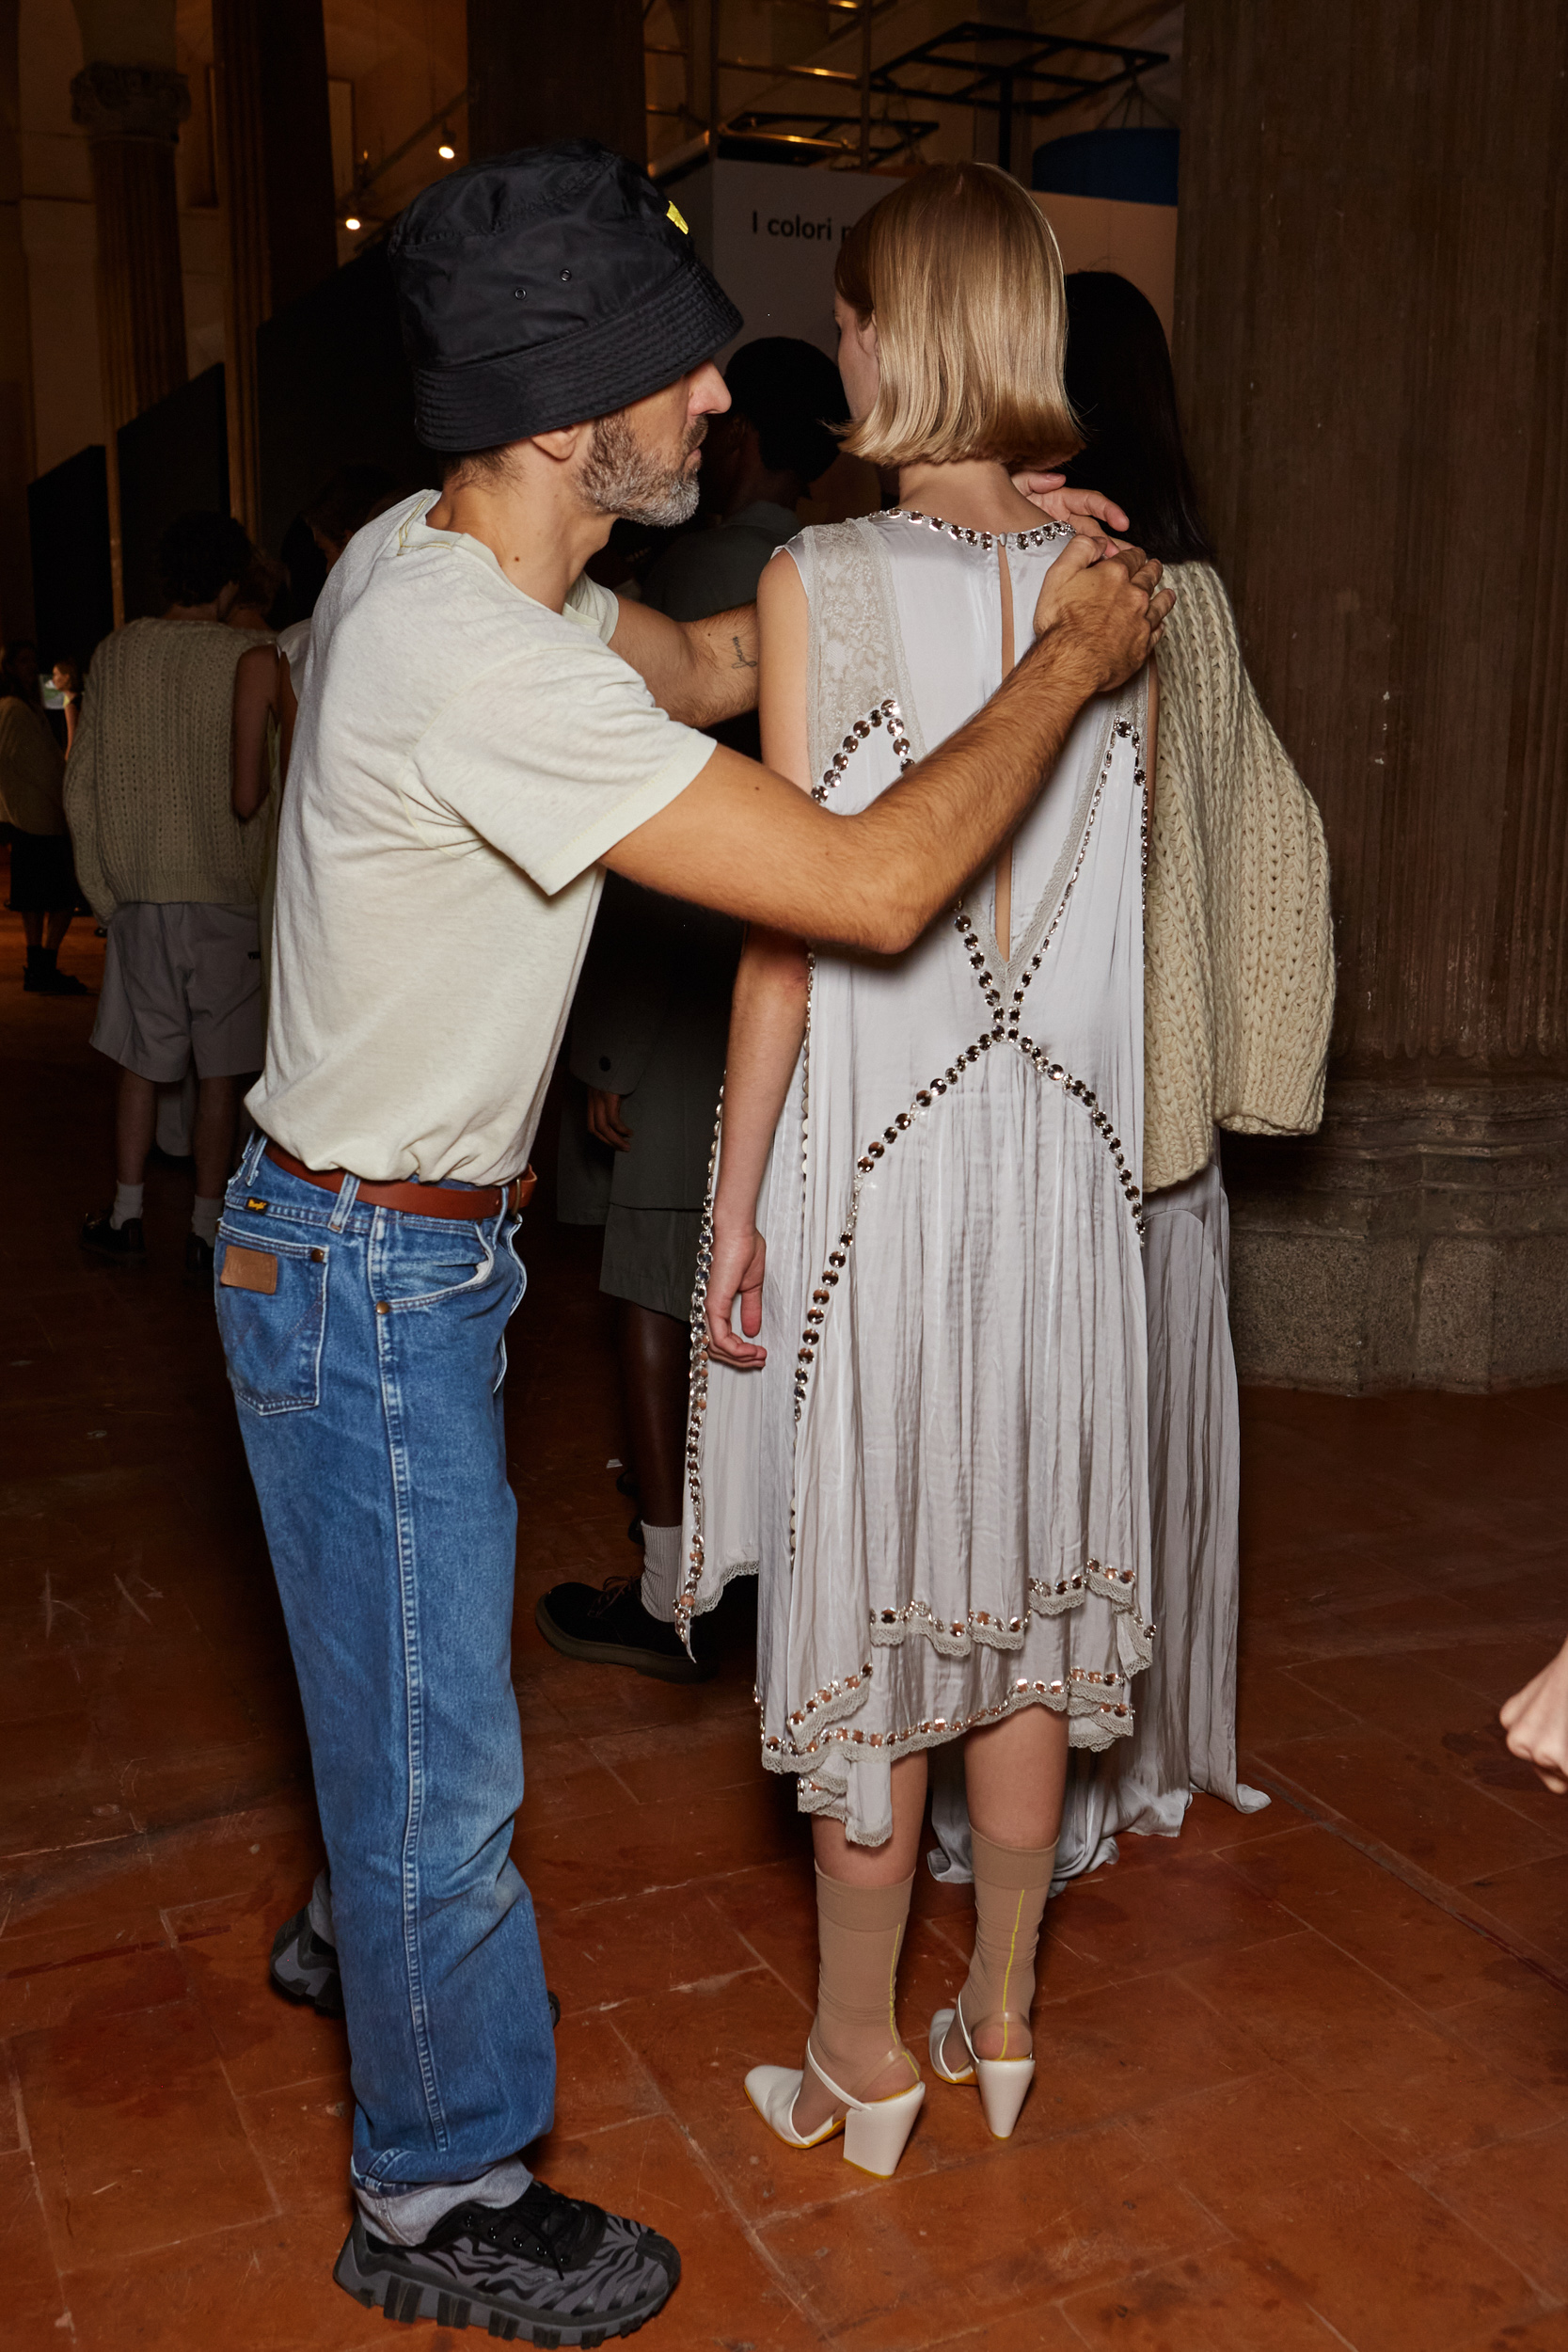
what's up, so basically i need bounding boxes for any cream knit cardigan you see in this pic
[1145,561,1335,1194]
[65,618,272,921]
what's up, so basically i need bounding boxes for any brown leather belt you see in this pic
[262,1142,536,1221]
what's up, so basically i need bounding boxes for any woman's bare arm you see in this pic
[231,644,280,820]
[705,552,813,1368]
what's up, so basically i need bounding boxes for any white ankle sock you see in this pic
[110,1183,144,1231]
[191,1195,222,1245]
[356,2156,532,2246]
[639,1522,682,1623]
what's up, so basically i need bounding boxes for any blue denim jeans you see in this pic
[217,1132,555,2193]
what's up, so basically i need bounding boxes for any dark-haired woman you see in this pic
[932,269,1335,1889]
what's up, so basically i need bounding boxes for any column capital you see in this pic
[71,60,191,145]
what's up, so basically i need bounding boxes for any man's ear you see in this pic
[531,422,589,466]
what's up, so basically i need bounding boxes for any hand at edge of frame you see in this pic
[1500,1632,1568,1793]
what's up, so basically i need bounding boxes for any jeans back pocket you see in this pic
[216,1225,329,1414]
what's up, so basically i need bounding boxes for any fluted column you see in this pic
[70,40,189,620]
[1176,0,1568,1390]
[212,0,335,538]
[467,0,645,166]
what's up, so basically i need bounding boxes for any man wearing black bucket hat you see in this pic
[221,140,1168,2340]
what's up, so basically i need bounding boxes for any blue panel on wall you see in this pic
[1031,126,1180,207]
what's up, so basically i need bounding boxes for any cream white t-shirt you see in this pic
[248,492,716,1185]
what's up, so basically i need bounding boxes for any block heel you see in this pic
[746,2047,926,2176]
[930,2002,1036,2138]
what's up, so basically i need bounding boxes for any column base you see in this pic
[1223,1079,1568,1393]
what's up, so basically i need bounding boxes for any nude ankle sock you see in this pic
[810,1868,917,2099]
[958,1830,1056,2058]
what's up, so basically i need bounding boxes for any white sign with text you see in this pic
[676,158,893,361]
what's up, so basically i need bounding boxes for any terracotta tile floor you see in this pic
[4,882,1568,2351]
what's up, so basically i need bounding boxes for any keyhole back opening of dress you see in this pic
[993,544,1018,961]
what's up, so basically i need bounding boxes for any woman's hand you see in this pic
[1500,1634,1568,1793]
[1011,471,1130,539]
[587,1088,632,1152]
[705,1214,768,1368]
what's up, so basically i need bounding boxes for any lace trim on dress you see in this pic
[870,1562,1145,1656]
[800,522,927,787]
[761,1627,1158,1786]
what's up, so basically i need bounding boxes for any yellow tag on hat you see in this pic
[666,200,689,234]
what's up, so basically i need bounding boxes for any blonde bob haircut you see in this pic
[834,162,1078,472]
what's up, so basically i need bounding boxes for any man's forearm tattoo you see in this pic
[731,634,757,669]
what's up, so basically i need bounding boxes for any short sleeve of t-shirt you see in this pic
[564,572,619,644]
[413,622,713,898]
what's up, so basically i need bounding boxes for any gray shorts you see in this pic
[91,901,264,1083]
[598,1204,703,1326]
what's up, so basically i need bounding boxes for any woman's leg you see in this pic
[789,1751,928,2136]
[945,1706,1069,2067]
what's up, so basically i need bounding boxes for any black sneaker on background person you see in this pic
[270,1905,346,2017]
[334,2180,680,2342]
[183,1232,214,1287]
[270,1902,562,2030]
[80,1208,146,1263]
[535,1574,714,1685]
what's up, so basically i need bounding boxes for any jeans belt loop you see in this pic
[239,1127,267,1187]
[328,1172,361,1233]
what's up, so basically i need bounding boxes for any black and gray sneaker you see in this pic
[270,1905,345,2017]
[535,1577,713,1686]
[334,2180,679,2344]
[270,1904,562,2031]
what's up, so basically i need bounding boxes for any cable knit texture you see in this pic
[1146,561,1335,1193]
[64,618,271,921]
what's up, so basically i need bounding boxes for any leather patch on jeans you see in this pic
[220,1244,278,1295]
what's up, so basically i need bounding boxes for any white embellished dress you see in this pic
[680,510,1154,1848]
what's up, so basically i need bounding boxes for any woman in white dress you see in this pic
[681,165,1159,2176]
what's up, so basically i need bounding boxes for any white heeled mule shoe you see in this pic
[929,2003,1035,2139]
[745,2047,926,2177]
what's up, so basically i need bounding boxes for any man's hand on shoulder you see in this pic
[1030,536,1172,695]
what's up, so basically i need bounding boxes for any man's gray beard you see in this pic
[581,410,702,528]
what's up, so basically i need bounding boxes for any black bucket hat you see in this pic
[388,140,743,452]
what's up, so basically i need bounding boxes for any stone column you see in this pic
[212,0,335,537]
[0,0,35,641]
[467,0,645,166]
[70,3,190,618]
[1177,0,1568,1391]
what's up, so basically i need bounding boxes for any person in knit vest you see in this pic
[65,512,287,1280]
